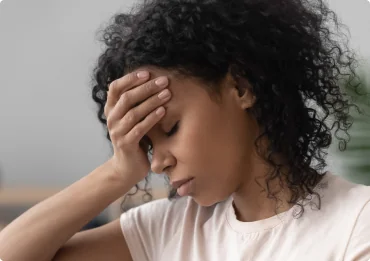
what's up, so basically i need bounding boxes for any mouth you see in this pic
[170,177,194,189]
[171,178,195,197]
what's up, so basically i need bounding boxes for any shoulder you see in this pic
[292,171,370,233]
[120,196,188,237]
[317,171,370,208]
[342,188,370,260]
[313,171,370,260]
[118,196,190,261]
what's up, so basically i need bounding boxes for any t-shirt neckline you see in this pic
[225,171,332,234]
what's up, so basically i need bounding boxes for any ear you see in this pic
[224,71,256,110]
[237,76,256,110]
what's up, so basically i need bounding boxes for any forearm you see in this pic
[0,160,131,261]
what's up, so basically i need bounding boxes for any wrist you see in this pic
[91,160,133,200]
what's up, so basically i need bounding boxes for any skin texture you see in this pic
[142,67,291,221]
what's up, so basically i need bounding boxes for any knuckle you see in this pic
[145,82,153,93]
[133,127,142,138]
[126,111,135,124]
[109,129,118,140]
[128,72,136,82]
[124,73,136,87]
[106,117,114,129]
[120,92,130,104]
[109,80,118,92]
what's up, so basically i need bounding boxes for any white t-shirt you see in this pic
[120,172,370,261]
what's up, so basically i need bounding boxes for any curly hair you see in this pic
[91,0,362,215]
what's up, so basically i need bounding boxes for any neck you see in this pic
[232,155,293,222]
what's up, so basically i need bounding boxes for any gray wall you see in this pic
[0,0,369,187]
[0,0,138,186]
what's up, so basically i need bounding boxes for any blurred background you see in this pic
[0,0,369,230]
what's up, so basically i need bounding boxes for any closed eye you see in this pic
[165,121,179,137]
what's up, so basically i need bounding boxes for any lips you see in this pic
[170,177,194,189]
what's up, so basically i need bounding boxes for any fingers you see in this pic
[104,71,150,119]
[125,107,166,145]
[105,70,172,150]
[107,76,169,126]
[111,106,166,148]
[119,88,171,135]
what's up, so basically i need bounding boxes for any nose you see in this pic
[150,148,176,174]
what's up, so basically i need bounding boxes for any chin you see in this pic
[191,193,230,207]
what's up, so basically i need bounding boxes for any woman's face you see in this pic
[142,67,260,207]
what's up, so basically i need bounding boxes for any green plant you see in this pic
[332,68,370,185]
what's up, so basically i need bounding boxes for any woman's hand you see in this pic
[104,71,171,186]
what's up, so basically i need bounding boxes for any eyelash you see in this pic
[165,121,179,137]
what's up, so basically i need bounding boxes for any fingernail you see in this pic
[155,77,168,87]
[156,107,165,116]
[158,89,171,99]
[137,71,149,79]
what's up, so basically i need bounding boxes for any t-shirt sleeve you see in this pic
[344,199,370,261]
[119,197,187,261]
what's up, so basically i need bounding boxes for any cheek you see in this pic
[172,117,249,204]
[177,126,210,164]
[179,117,242,177]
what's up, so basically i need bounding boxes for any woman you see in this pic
[0,0,369,260]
